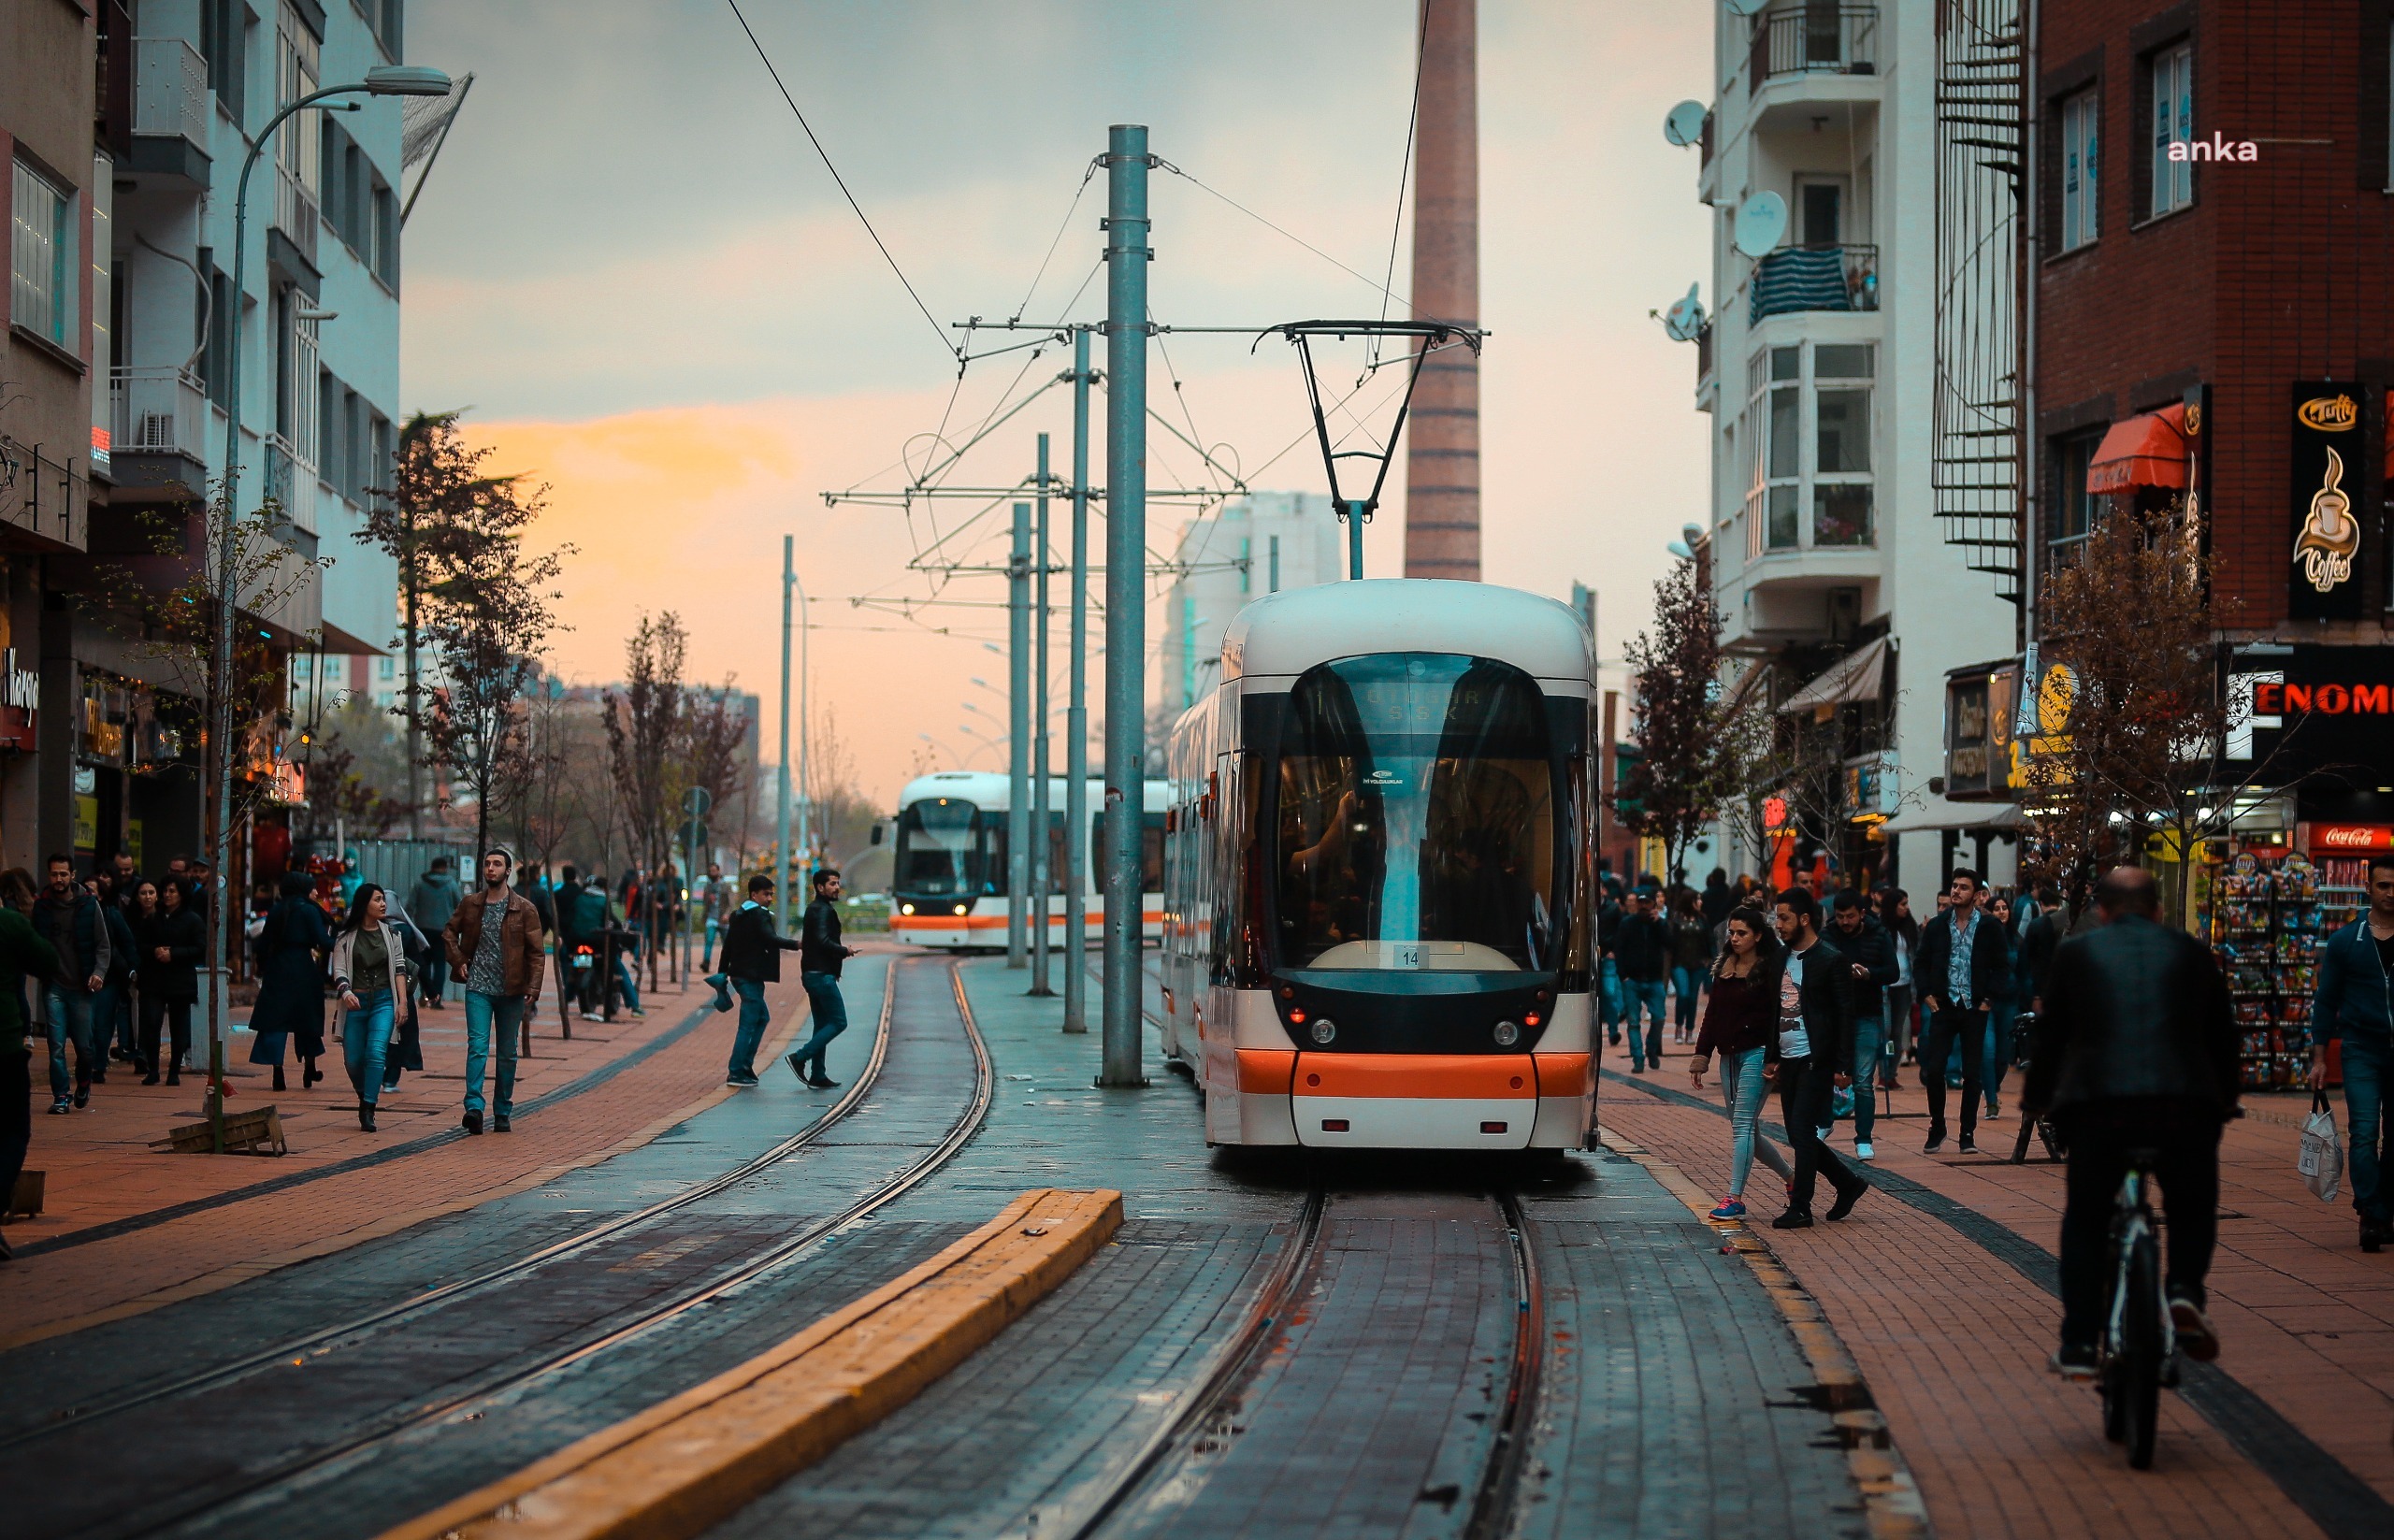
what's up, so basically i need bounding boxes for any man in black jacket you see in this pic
[1770,887,1870,1228]
[1830,889,1900,1160]
[1912,867,2012,1154]
[32,856,111,1113]
[786,869,858,1088]
[1613,887,1672,1072]
[2023,867,2239,1374]
[710,873,801,1087]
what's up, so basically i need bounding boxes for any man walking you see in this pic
[2311,853,2394,1251]
[1769,886,1869,1228]
[709,873,800,1086]
[411,857,462,1009]
[699,862,730,971]
[787,869,858,1088]
[1913,868,2009,1153]
[2024,867,2237,1374]
[1830,889,1899,1159]
[441,849,546,1135]
[0,873,58,1259]
[1613,886,1672,1072]
[32,856,111,1113]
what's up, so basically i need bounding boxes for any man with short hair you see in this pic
[2311,853,2394,1251]
[786,869,859,1088]
[440,849,546,1135]
[1613,886,1672,1072]
[1830,888,1899,1159]
[2025,867,2238,1374]
[1913,868,2010,1154]
[1769,886,1869,1228]
[411,856,462,1010]
[31,856,110,1113]
[712,874,802,1086]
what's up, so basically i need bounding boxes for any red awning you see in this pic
[2086,403,2190,495]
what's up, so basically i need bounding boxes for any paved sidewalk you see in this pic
[1600,1030,2394,1540]
[0,964,830,1346]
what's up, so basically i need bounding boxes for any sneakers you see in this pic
[48,1099,70,1115]
[1709,1199,1748,1220]
[806,1076,839,1089]
[727,1073,759,1087]
[1983,1096,2001,1118]
[1854,1141,1875,1161]
[2361,1219,2387,1254]
[1770,1210,1815,1230]
[707,974,735,1014]
[494,1115,512,1133]
[2169,1296,2220,1361]
[786,1052,810,1082]
[1957,1138,1980,1156]
[1825,1182,1867,1222]
[1923,1131,1947,1154]
[358,1106,377,1132]
[463,1109,483,1135]
[2050,1344,2098,1380]
[73,1085,90,1109]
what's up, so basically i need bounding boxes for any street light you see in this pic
[208,62,451,1148]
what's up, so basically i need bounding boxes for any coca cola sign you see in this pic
[2305,824,2393,853]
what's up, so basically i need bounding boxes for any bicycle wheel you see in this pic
[2119,1223,2165,1469]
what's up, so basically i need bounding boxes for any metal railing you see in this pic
[1750,242,1879,321]
[1751,5,1879,83]
[275,166,319,269]
[133,36,209,147]
[109,365,211,461]
[264,431,317,534]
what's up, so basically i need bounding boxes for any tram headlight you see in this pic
[1493,1020,1521,1047]
[953,903,969,916]
[1309,1017,1337,1045]
[900,903,916,916]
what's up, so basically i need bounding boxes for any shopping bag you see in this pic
[2300,1092,2343,1202]
[1831,1084,1854,1119]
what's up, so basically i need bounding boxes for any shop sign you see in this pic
[2228,644,2394,782]
[1943,662,2025,800]
[2301,823,2393,853]
[0,647,36,752]
[2287,382,2370,621]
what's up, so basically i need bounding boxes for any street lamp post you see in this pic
[209,64,450,1152]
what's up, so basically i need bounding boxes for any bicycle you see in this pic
[2098,1149,2173,1469]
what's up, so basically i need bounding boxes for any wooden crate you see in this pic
[6,1169,41,1217]
[154,1106,287,1156]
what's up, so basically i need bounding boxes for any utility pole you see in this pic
[1100,124,1151,1087]
[1063,329,1093,1033]
[1031,433,1054,996]
[776,534,794,935]
[1007,500,1032,968]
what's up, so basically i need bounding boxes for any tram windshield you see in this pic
[892,798,994,899]
[1272,654,1558,972]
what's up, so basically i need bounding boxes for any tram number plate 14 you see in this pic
[1392,943,1423,969]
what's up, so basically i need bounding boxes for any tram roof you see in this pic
[1220,579,1592,691]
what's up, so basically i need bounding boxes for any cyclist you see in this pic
[2021,866,2241,1378]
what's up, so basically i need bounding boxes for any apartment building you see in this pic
[1158,492,1346,714]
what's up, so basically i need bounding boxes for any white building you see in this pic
[1158,492,1345,714]
[1689,1,2018,894]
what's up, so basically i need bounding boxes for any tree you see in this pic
[1614,550,1739,886]
[604,612,687,884]
[680,681,751,867]
[306,698,413,839]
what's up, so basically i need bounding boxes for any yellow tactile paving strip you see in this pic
[376,1187,1125,1540]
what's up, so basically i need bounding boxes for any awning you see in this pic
[1776,636,1890,715]
[2086,402,2189,495]
[1881,801,2026,836]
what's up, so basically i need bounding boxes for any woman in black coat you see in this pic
[248,871,332,1091]
[136,878,205,1086]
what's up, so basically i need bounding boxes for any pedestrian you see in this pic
[699,862,729,970]
[707,872,801,1086]
[1982,893,2021,1120]
[410,856,461,1010]
[1688,904,1793,1219]
[248,871,333,1094]
[2016,880,2068,1015]
[1877,886,1918,1088]
[441,848,547,1135]
[2309,853,2394,1252]
[1699,868,1734,932]
[31,855,111,1113]
[90,875,137,1076]
[1911,868,2008,1154]
[378,890,434,1092]
[328,885,408,1132]
[1767,886,1870,1229]
[136,878,202,1087]
[788,868,859,1088]
[2022,867,2236,1375]
[0,869,58,1259]
[1828,888,1899,1160]
[1596,878,1624,1049]
[1614,886,1671,1072]
[1667,891,1711,1045]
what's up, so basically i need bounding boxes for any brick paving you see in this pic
[1599,1029,2394,1539]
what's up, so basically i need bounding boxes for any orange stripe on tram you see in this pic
[1292,1053,1537,1100]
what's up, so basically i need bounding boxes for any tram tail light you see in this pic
[1321,1118,1349,1132]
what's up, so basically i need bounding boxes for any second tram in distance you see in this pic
[1160,578,1597,1152]
[888,770,1168,952]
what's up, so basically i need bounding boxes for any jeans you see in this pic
[462,991,526,1118]
[1919,1006,1987,1143]
[702,917,719,971]
[789,971,849,1081]
[1776,1055,1862,1213]
[1598,957,1622,1042]
[1882,983,1914,1087]
[1621,977,1667,1069]
[139,993,193,1075]
[341,988,397,1110]
[1670,966,1704,1034]
[96,983,134,1058]
[728,978,770,1079]
[1983,1001,2018,1108]
[2056,1101,2221,1349]
[420,948,449,1004]
[610,938,642,1015]
[2342,1036,2393,1224]
[1720,1045,1789,1194]
[1849,1015,1886,1141]
[43,986,98,1102]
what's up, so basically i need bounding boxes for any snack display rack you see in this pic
[2207,850,2318,1091]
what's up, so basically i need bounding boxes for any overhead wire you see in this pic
[1371,5,1430,368]
[1152,157,1402,308]
[1010,158,1102,324]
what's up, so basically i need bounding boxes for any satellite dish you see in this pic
[1733,192,1788,258]
[1666,540,1695,560]
[1663,100,1708,148]
[1725,0,1770,15]
[1662,283,1706,341]
[1682,523,1706,547]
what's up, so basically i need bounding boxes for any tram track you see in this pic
[5,956,996,1540]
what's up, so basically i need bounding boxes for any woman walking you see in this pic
[1981,893,2020,1120]
[328,884,408,1132]
[1687,906,1795,1219]
[135,880,202,1085]
[248,872,332,1092]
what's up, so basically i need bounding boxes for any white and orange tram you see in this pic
[887,770,1169,952]
[1159,579,1599,1152]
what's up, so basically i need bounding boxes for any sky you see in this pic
[401,0,1715,805]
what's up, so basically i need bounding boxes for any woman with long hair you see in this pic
[135,880,203,1086]
[1667,891,1712,1045]
[248,871,331,1092]
[1877,885,1920,1090]
[1687,905,1794,1219]
[327,883,408,1131]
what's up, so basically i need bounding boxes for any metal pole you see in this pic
[1006,500,1032,968]
[1100,124,1151,1087]
[795,573,812,887]
[1343,498,1365,579]
[1031,433,1054,995]
[1064,329,1093,1033]
[777,534,793,934]
[1269,533,1280,593]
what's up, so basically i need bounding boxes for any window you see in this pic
[203,0,249,125]
[11,162,75,350]
[2060,89,2099,249]
[2150,43,2193,217]
[1812,346,1874,546]
[2051,429,2104,550]
[378,655,396,681]
[370,180,398,288]
[1795,176,1844,246]
[276,3,321,199]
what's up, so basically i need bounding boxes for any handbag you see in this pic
[2300,1091,2344,1202]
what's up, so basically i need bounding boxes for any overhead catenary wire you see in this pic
[1371,4,1431,367]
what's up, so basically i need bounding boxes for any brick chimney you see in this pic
[1403,0,1479,581]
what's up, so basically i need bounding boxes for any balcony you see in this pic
[264,432,318,536]
[271,166,321,291]
[1750,243,1878,322]
[108,366,210,483]
[1750,5,1878,84]
[128,37,210,188]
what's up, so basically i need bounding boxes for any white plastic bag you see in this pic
[2300,1092,2343,1202]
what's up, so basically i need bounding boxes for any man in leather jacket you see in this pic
[1769,886,1870,1228]
[2023,867,2239,1376]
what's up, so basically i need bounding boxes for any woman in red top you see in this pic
[1688,906,1794,1219]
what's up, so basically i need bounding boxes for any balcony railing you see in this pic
[1750,242,1879,322]
[264,432,318,535]
[109,365,209,463]
[274,166,319,270]
[133,37,209,147]
[1751,4,1879,83]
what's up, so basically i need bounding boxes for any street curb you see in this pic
[1597,1128,1933,1540]
[373,1187,1125,1540]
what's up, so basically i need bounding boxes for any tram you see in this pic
[888,770,1169,952]
[1160,580,1598,1151]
